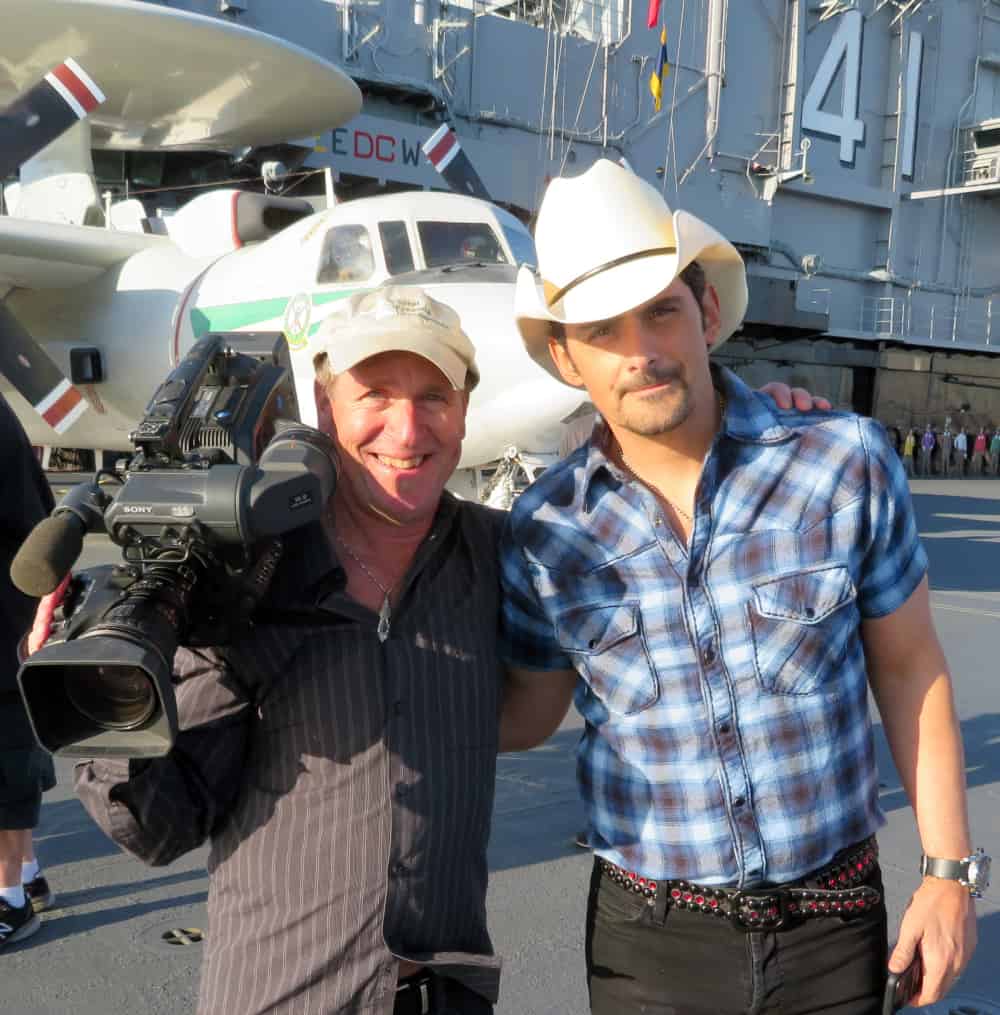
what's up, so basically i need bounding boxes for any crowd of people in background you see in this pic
[889,420,1000,478]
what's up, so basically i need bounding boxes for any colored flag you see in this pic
[649,27,668,112]
[646,0,661,29]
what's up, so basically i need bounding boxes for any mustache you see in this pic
[617,364,683,396]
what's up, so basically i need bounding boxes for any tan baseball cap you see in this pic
[315,285,480,390]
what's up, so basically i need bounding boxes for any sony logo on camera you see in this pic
[122,505,155,514]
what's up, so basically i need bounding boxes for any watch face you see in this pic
[968,854,991,891]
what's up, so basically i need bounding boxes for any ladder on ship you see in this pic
[776,0,803,172]
[873,1,935,338]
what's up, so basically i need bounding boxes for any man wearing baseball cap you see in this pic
[69,286,505,1014]
[498,160,982,1012]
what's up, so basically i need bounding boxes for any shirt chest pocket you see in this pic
[747,564,858,695]
[555,603,660,715]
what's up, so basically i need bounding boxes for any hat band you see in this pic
[546,246,677,308]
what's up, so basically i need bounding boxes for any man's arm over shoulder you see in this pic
[75,644,253,866]
[500,665,577,752]
[497,504,578,752]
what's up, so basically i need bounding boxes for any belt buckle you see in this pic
[728,890,790,932]
[396,975,432,1015]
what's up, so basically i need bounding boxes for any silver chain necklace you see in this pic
[616,444,694,523]
[614,390,726,527]
[335,536,395,643]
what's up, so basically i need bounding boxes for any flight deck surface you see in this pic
[3,479,998,1015]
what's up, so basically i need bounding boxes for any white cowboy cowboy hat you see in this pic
[515,159,748,379]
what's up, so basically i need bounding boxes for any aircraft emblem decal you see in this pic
[283,292,313,350]
[192,291,358,346]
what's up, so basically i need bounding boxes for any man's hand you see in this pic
[757,381,832,412]
[27,573,70,655]
[890,878,977,1006]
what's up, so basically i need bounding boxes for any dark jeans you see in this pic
[393,972,493,1015]
[585,859,888,1015]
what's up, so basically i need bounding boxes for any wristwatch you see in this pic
[920,848,992,898]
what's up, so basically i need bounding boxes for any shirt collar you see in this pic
[579,364,796,509]
[267,518,341,606]
[267,492,460,606]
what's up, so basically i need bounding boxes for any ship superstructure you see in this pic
[8,0,1000,428]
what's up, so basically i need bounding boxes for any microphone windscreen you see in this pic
[10,514,84,597]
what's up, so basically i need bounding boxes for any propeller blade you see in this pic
[0,304,87,435]
[0,59,105,178]
[422,125,492,202]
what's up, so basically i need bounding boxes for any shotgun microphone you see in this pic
[10,514,84,597]
[10,479,110,597]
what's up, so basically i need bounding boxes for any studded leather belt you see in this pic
[599,836,881,931]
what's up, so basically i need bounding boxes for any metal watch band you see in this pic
[921,856,968,880]
[920,849,991,898]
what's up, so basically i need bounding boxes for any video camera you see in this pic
[13,333,337,759]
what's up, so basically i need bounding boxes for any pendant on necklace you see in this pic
[377,594,392,643]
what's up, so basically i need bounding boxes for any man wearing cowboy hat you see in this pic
[498,160,982,1013]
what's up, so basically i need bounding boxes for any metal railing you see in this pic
[444,0,627,43]
[860,297,996,347]
[961,148,1000,186]
[799,291,998,349]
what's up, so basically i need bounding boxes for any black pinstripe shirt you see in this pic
[76,494,504,1014]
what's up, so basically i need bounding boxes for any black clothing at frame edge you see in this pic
[0,395,54,753]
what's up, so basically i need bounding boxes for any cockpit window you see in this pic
[317,224,374,285]
[417,221,509,268]
[501,223,538,269]
[379,220,415,275]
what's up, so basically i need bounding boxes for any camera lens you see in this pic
[65,665,158,730]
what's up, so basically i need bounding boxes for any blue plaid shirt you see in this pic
[499,367,928,887]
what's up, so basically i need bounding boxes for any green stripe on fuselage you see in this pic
[190,289,361,338]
